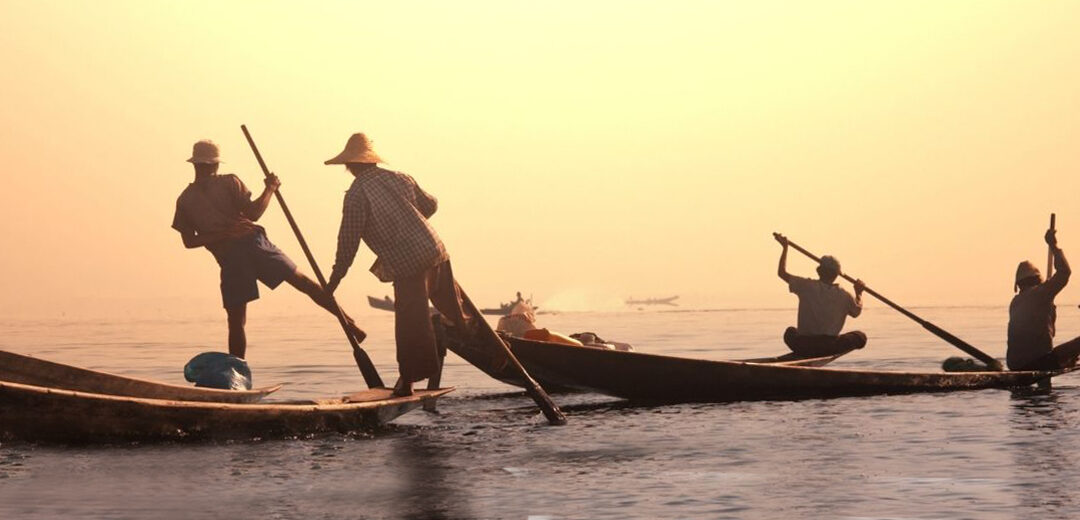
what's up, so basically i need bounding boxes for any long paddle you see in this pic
[1047,213,1056,279]
[775,233,1004,371]
[241,125,384,389]
[457,288,567,425]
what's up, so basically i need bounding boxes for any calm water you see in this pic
[2,305,1080,519]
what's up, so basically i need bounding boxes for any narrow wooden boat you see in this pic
[503,339,1072,402]
[0,380,452,443]
[0,350,281,403]
[368,295,435,313]
[435,325,850,393]
[367,295,396,312]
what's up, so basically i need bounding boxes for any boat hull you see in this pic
[367,295,396,312]
[436,327,849,393]
[0,381,451,443]
[0,350,280,403]
[506,340,1070,402]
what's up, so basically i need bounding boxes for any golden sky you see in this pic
[1,1,1078,319]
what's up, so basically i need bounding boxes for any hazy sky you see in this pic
[1,1,1078,319]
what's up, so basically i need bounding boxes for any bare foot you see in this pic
[392,378,414,397]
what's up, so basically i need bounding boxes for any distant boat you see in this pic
[367,295,396,312]
[625,295,679,306]
[366,295,435,313]
[480,292,539,316]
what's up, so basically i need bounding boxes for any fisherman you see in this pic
[774,234,867,356]
[324,132,475,397]
[1007,227,1080,370]
[172,139,366,359]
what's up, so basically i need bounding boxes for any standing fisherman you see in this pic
[775,233,867,356]
[1007,226,1080,370]
[324,132,475,397]
[172,140,366,359]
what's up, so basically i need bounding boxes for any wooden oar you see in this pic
[1047,213,1056,279]
[457,288,567,425]
[241,125,384,389]
[775,233,1004,371]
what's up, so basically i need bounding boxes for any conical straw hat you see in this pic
[325,133,383,165]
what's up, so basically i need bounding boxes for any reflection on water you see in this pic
[390,430,476,520]
[1008,390,1080,517]
[3,307,1080,518]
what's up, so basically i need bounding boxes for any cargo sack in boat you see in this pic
[942,356,990,372]
[570,332,634,352]
[183,352,252,390]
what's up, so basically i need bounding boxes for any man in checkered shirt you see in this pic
[325,132,475,397]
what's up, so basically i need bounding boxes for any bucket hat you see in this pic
[186,139,222,164]
[325,133,383,165]
[818,255,841,275]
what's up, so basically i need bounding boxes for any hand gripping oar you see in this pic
[241,125,384,388]
[457,288,567,425]
[1047,213,1056,279]
[774,233,1004,371]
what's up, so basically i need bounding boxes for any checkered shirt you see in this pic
[330,167,448,284]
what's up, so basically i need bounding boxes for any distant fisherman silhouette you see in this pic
[1007,226,1080,370]
[171,139,366,359]
[774,234,867,356]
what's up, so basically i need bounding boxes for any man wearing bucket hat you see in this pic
[324,132,475,397]
[172,139,367,359]
[1007,226,1080,370]
[775,234,867,356]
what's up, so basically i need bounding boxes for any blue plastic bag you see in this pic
[183,352,252,390]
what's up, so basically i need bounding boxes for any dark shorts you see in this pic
[211,230,297,309]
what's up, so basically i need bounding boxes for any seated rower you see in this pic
[774,234,867,356]
[1007,226,1080,371]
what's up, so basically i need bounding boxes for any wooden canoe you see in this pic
[0,350,281,403]
[434,324,850,392]
[367,295,396,311]
[503,339,1073,402]
[0,380,452,443]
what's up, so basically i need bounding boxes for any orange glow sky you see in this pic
[1,1,1078,319]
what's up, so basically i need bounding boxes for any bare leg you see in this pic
[286,271,366,343]
[226,304,247,359]
[424,354,444,411]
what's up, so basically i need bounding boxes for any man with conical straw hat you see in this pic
[324,132,475,397]
[1007,225,1080,370]
[172,139,367,359]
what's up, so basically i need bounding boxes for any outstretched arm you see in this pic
[327,195,365,294]
[1046,228,1071,294]
[849,280,865,317]
[775,234,791,283]
[409,175,438,218]
[243,174,280,221]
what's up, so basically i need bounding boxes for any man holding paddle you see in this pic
[774,233,867,356]
[172,139,367,359]
[1007,226,1080,370]
[323,132,477,397]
